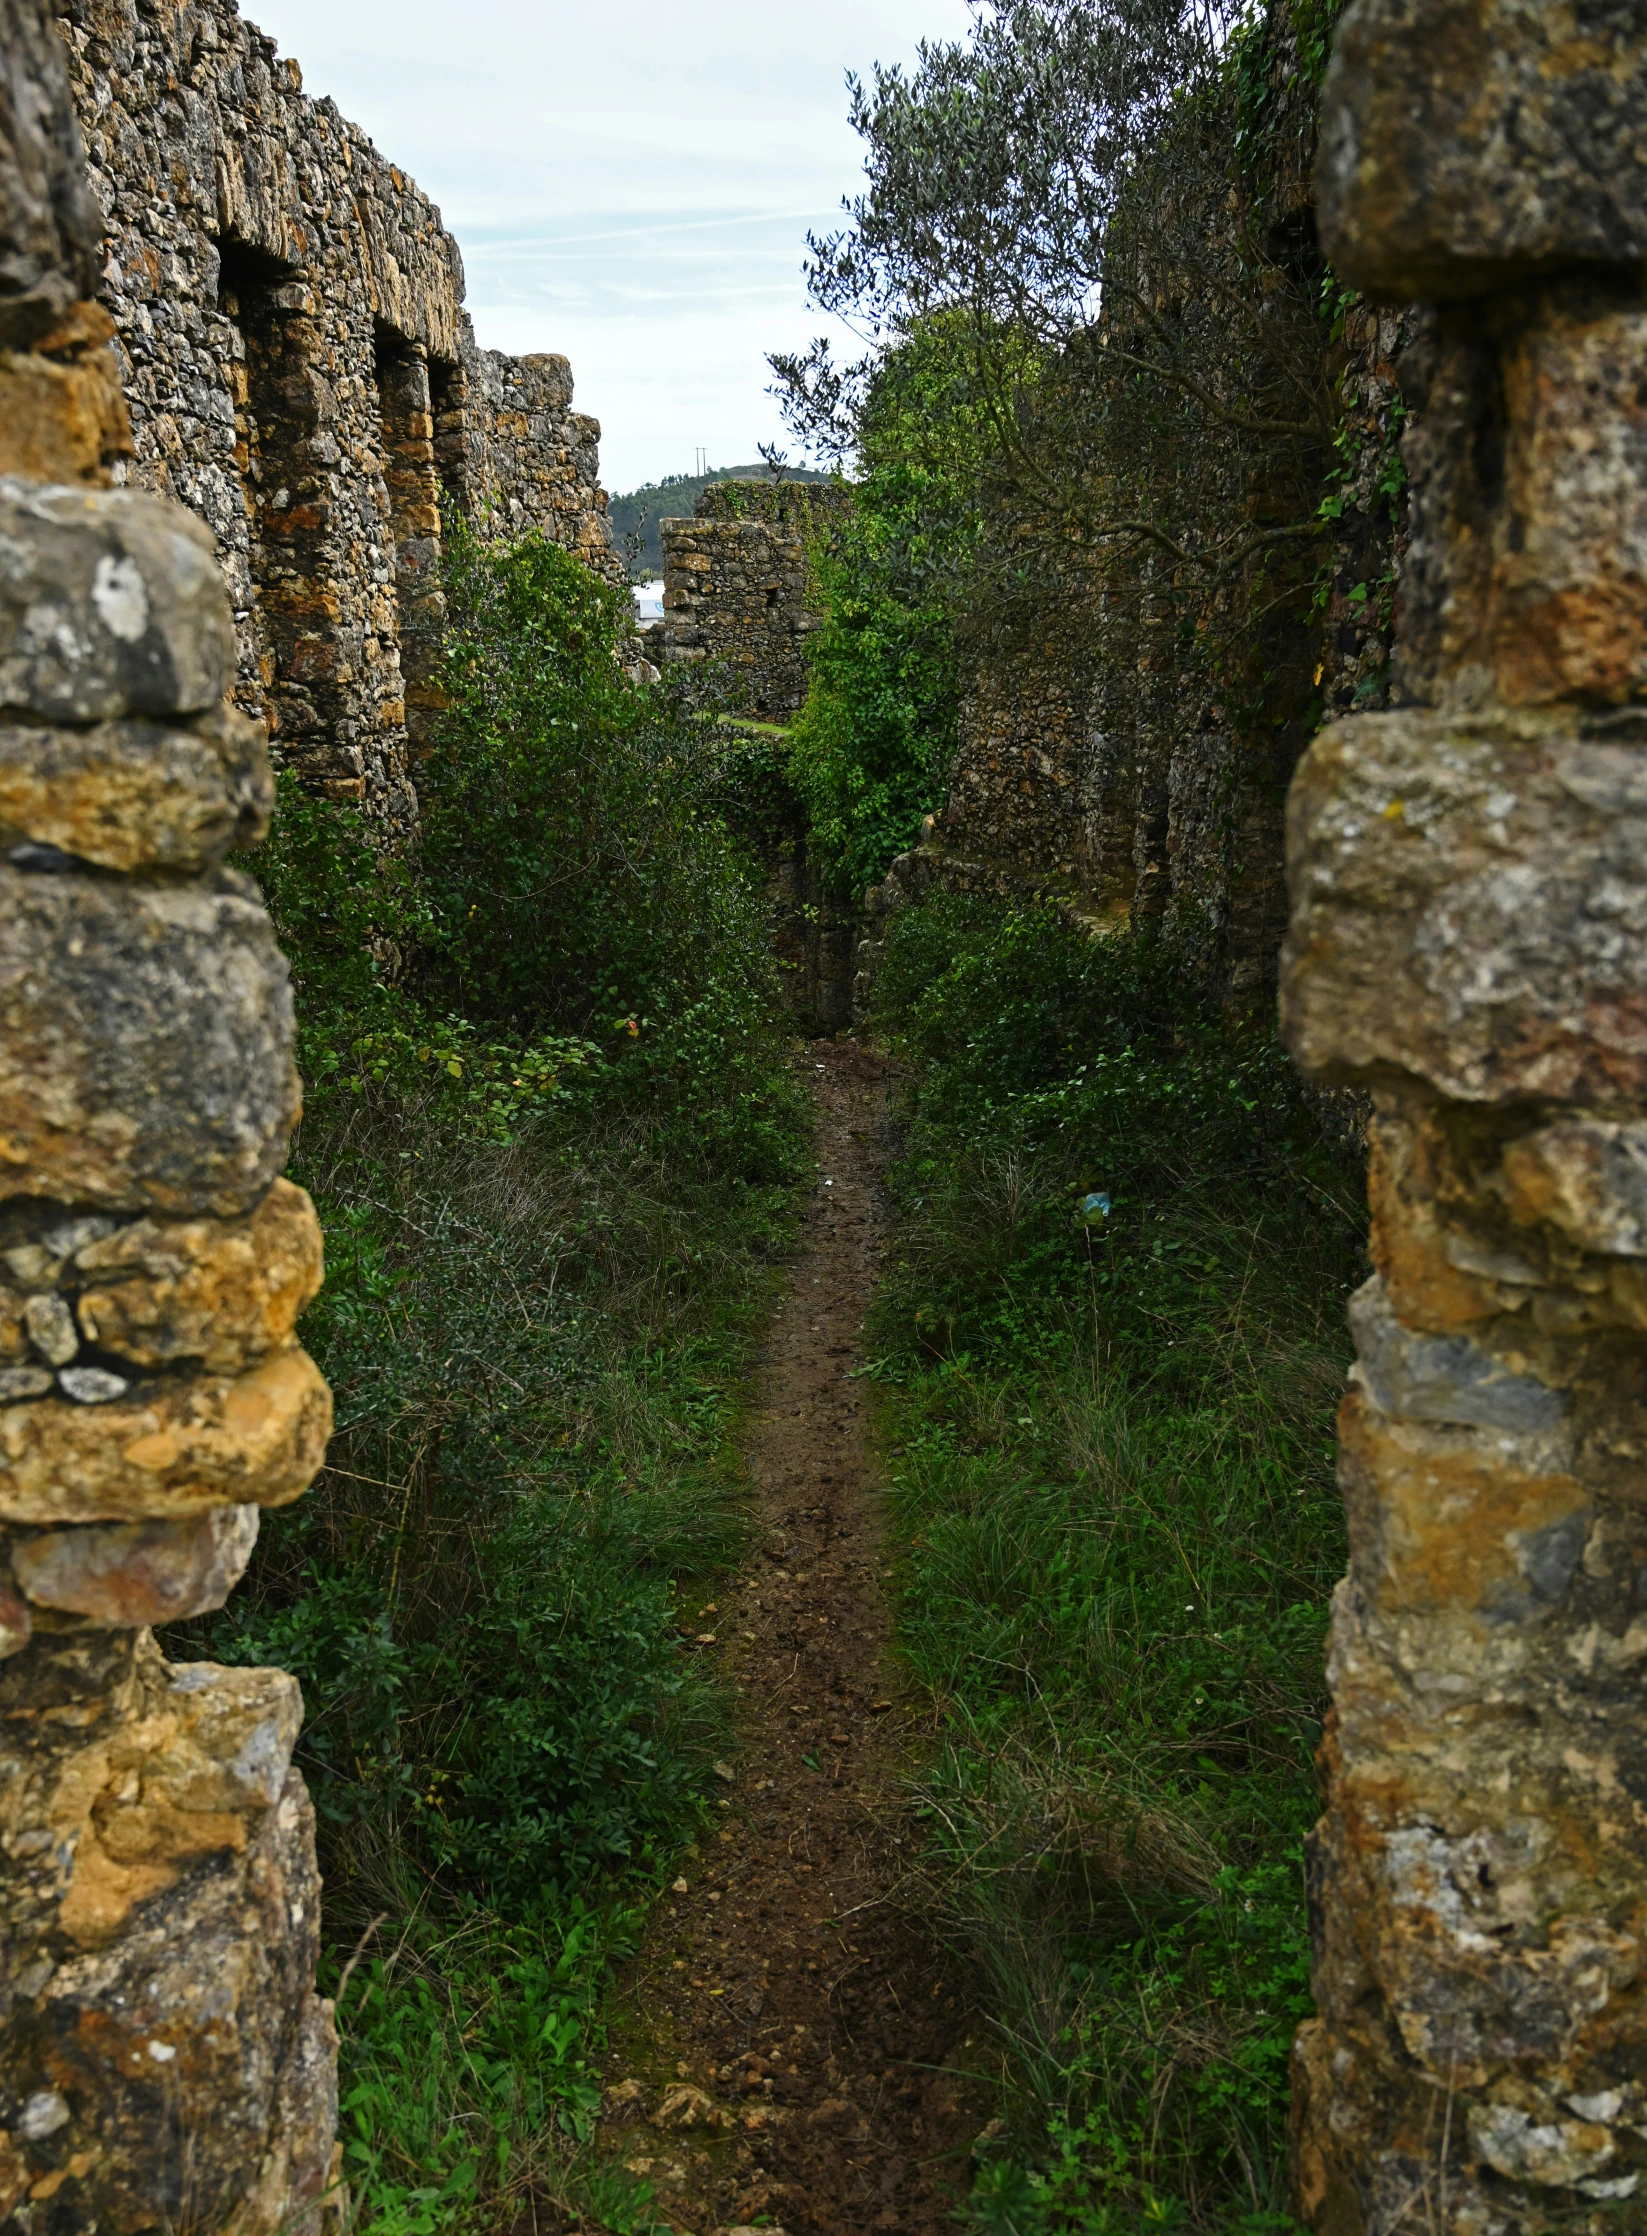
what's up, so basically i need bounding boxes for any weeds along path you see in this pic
[595,1038,984,2236]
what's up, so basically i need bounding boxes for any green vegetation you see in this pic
[782,317,999,893]
[175,527,805,2231]
[866,895,1364,2231]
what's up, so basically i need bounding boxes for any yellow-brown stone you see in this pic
[0,704,273,873]
[75,1178,324,1371]
[0,1346,331,1524]
[0,304,130,487]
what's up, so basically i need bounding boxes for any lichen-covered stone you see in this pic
[10,1502,259,1623]
[1317,0,1647,300]
[1388,285,1647,713]
[0,4,338,2219]
[0,864,300,1214]
[0,701,273,871]
[0,480,235,720]
[0,1344,330,1524]
[1492,289,1647,707]
[75,1178,325,1371]
[1501,1119,1647,1257]
[1295,13,1647,2223]
[1282,706,1647,1103]
[1349,1273,1566,1431]
[0,0,101,348]
[0,1629,337,2232]
[0,307,132,486]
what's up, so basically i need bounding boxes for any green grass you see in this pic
[866,892,1365,2233]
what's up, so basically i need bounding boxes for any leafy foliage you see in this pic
[784,320,999,891]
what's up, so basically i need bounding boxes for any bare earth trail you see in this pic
[593,1039,985,2235]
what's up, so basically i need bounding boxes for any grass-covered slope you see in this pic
[867,894,1365,2234]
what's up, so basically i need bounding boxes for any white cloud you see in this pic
[240,0,974,488]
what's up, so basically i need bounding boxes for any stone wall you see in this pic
[57,0,621,837]
[1283,5,1647,2230]
[660,478,850,720]
[857,2,1411,1014]
[0,1,337,2225]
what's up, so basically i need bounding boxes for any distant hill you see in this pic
[610,463,834,579]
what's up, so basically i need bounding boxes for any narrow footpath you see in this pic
[594,1039,984,2235]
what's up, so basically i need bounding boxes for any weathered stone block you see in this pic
[24,1773,338,2231]
[0,320,131,486]
[1303,1711,1645,2102]
[0,702,273,871]
[1282,707,1647,1102]
[0,1631,302,1939]
[1365,1098,1647,1345]
[1337,1383,1586,1627]
[1495,290,1647,706]
[10,1502,259,1623]
[0,1345,331,1523]
[0,0,103,349]
[1503,1119,1647,1257]
[0,1629,337,2229]
[1317,0,1647,299]
[76,1178,324,1371]
[0,481,235,719]
[0,864,300,1213]
[1350,1274,1565,1431]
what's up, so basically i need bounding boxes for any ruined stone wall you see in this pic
[660,479,850,720]
[57,0,620,832]
[1282,6,1647,2230]
[858,1,1410,1014]
[0,2,337,2224]
[934,651,1092,890]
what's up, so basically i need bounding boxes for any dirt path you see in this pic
[595,1039,983,2235]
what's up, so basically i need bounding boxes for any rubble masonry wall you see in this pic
[659,478,850,721]
[59,0,622,841]
[859,1,1411,1014]
[1283,5,1647,2230]
[0,0,340,2227]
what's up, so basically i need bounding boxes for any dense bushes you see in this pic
[176,527,805,2229]
[867,893,1364,2232]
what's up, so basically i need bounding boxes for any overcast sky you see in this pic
[242,0,974,494]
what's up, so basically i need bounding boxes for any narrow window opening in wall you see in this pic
[376,324,447,762]
[428,356,465,512]
[215,236,301,736]
[217,236,362,798]
[766,586,782,608]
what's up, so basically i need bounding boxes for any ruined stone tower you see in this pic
[0,1,337,2224]
[1284,4,1647,2228]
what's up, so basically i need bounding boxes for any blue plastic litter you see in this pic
[1077,1192,1112,1222]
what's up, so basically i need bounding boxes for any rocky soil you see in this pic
[593,1039,986,2235]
